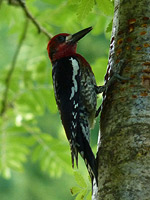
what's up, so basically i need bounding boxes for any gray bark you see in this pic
[94,0,150,199]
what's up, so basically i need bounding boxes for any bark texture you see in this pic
[95,0,150,199]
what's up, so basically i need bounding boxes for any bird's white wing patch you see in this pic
[69,57,79,100]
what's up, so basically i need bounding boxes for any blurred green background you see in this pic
[0,0,113,199]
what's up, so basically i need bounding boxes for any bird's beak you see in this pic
[66,27,92,43]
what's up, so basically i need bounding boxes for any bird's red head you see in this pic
[47,27,92,63]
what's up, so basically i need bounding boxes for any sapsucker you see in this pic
[47,27,100,184]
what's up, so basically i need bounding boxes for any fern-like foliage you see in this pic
[96,0,114,16]
[0,53,71,179]
[106,19,113,33]
[0,115,72,179]
[71,171,92,200]
[25,125,72,177]
[77,0,95,21]
[0,119,32,178]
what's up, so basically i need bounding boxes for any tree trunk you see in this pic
[93,0,150,199]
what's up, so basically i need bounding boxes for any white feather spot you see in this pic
[73,100,78,110]
[72,112,77,119]
[81,123,89,142]
[72,131,76,138]
[69,57,79,100]
[72,121,77,129]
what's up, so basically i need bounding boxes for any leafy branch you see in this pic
[24,124,71,177]
[0,19,29,116]
[0,0,53,116]
[71,171,92,200]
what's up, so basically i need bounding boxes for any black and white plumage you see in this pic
[52,55,97,183]
[47,27,98,185]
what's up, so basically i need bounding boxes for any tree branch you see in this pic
[0,0,52,116]
[18,0,52,40]
[0,19,29,116]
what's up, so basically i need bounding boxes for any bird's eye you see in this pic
[57,35,66,43]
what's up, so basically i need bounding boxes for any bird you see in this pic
[47,27,99,185]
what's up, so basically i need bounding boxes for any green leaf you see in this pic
[7,159,23,171]
[75,189,87,200]
[32,145,43,162]
[86,191,92,200]
[96,0,114,16]
[72,170,92,199]
[74,170,87,187]
[71,186,81,196]
[0,119,30,178]
[67,0,80,5]
[106,19,113,33]
[30,128,71,177]
[77,0,95,21]
[0,167,11,179]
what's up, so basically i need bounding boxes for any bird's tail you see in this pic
[70,123,98,186]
